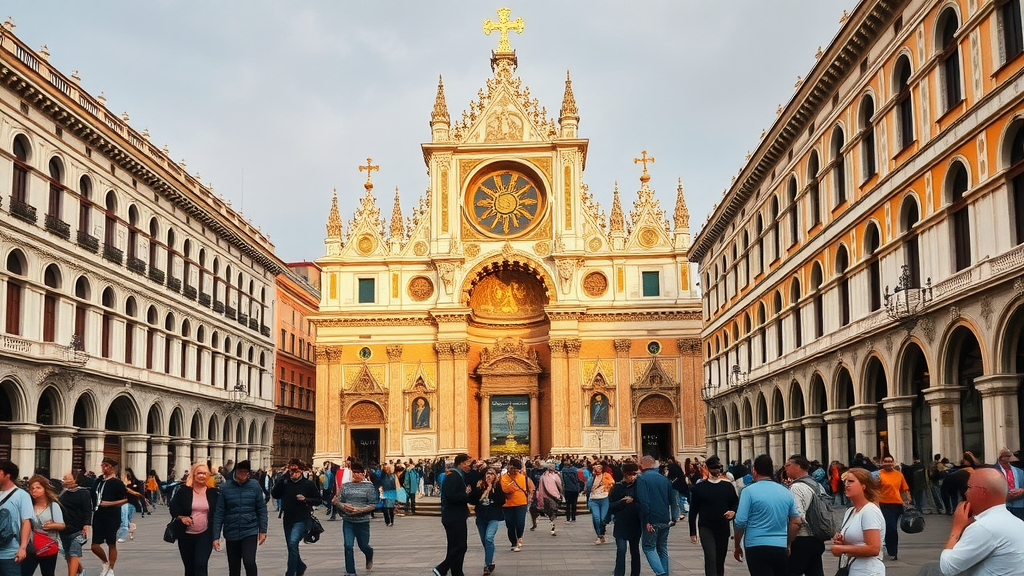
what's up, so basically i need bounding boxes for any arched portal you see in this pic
[836,367,856,463]
[947,326,984,459]
[347,401,385,465]
[899,342,932,462]
[864,356,888,457]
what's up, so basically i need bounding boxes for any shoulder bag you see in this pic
[834,507,856,576]
[28,503,60,558]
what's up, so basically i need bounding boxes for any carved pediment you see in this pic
[346,364,387,395]
[403,362,436,394]
[631,359,675,390]
[476,337,542,376]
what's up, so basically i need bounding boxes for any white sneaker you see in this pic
[107,570,115,576]
[99,564,109,576]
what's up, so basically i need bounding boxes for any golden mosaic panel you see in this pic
[347,401,385,424]
[408,276,435,301]
[582,271,608,298]
[458,158,484,187]
[637,395,674,417]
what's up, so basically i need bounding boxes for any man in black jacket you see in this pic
[689,456,738,576]
[432,454,473,576]
[271,459,321,576]
[609,462,643,576]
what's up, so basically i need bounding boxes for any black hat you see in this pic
[235,460,252,472]
[705,456,723,469]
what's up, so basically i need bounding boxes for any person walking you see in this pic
[830,467,884,576]
[168,463,220,576]
[334,462,376,576]
[378,465,398,528]
[876,455,910,561]
[58,471,92,576]
[785,455,825,576]
[270,459,320,576]
[145,472,161,509]
[609,462,643,576]
[559,459,581,523]
[533,463,563,537]
[938,467,1024,575]
[432,454,472,576]
[927,455,947,515]
[90,458,128,576]
[993,447,1024,521]
[587,462,615,545]
[499,459,532,552]
[635,455,679,576]
[211,460,268,576]
[688,456,738,576]
[733,454,801,576]
[22,474,65,576]
[402,465,420,516]
[0,461,33,576]
[468,467,505,576]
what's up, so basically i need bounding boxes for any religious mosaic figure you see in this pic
[506,404,517,435]
[412,397,430,429]
[590,393,609,426]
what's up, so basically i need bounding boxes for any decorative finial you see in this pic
[97,92,106,107]
[38,45,49,61]
[431,75,450,124]
[71,70,81,83]
[633,150,655,184]
[483,7,524,53]
[326,189,342,238]
[559,69,579,122]
[840,10,849,23]
[121,111,130,123]
[815,46,823,60]
[3,17,15,31]
[610,182,624,233]
[673,178,689,230]
[390,187,405,239]
[794,76,802,88]
[359,157,380,191]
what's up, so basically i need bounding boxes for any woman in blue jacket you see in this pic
[211,460,268,576]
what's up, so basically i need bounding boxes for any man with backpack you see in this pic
[0,461,33,576]
[785,455,828,576]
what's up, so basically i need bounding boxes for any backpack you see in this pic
[0,488,21,544]
[793,476,838,541]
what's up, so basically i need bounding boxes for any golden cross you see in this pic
[633,150,655,174]
[483,7,524,53]
[358,157,380,184]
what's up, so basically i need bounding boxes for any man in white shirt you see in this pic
[939,467,1024,575]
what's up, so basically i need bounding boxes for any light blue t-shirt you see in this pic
[0,487,34,560]
[734,479,800,548]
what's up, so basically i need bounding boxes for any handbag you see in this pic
[28,504,60,557]
[163,519,178,543]
[833,507,856,576]
[303,515,325,544]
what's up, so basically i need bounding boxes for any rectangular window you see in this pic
[1003,0,1023,61]
[125,322,134,365]
[953,208,972,271]
[101,315,111,358]
[280,329,286,350]
[641,271,660,297]
[358,278,376,303]
[43,294,56,342]
[5,283,22,335]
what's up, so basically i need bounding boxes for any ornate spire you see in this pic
[673,178,690,230]
[326,189,342,238]
[390,187,405,239]
[610,182,624,233]
[633,150,655,185]
[431,75,450,124]
[359,157,380,192]
[559,70,578,121]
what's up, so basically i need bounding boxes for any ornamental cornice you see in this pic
[579,310,701,323]
[0,55,284,276]
[430,311,470,324]
[314,317,436,328]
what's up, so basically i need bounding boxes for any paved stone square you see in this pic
[87,501,957,576]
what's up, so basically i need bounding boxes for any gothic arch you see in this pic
[346,400,386,424]
[169,407,185,438]
[755,392,768,426]
[808,372,828,414]
[71,390,99,429]
[789,380,806,419]
[458,251,557,306]
[938,319,988,386]
[996,298,1024,373]
[145,402,165,436]
[832,364,856,409]
[35,385,66,426]
[104,394,142,433]
[860,353,891,401]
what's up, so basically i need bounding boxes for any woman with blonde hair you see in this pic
[169,463,221,576]
[831,467,885,575]
[23,474,66,576]
[379,463,398,527]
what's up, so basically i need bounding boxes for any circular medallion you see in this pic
[639,227,659,248]
[413,241,428,256]
[464,244,480,258]
[646,341,662,355]
[358,347,372,360]
[357,235,376,255]
[407,276,434,302]
[582,271,608,298]
[466,168,544,238]
[533,242,550,257]
[588,237,603,252]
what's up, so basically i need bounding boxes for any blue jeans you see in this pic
[343,520,373,575]
[475,518,500,567]
[0,558,18,576]
[675,492,688,515]
[641,523,671,575]
[502,506,527,546]
[589,498,609,537]
[614,535,641,576]
[284,521,306,576]
[117,502,135,540]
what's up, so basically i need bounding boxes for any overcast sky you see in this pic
[6,1,854,263]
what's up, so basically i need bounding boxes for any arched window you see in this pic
[807,151,821,226]
[774,291,784,358]
[127,205,139,262]
[756,214,765,274]
[183,239,193,291]
[938,9,962,111]
[811,262,824,338]
[78,176,92,236]
[103,191,117,249]
[790,278,802,349]
[12,136,30,204]
[865,222,882,312]
[101,287,115,359]
[771,197,781,262]
[742,231,750,287]
[1009,124,1024,244]
[149,218,161,273]
[836,246,851,326]
[757,303,767,366]
[900,195,922,287]
[831,127,847,205]
[948,162,971,271]
[43,264,61,343]
[895,55,915,150]
[1000,0,1023,62]
[787,177,799,246]
[859,95,876,179]
[47,157,64,221]
[74,277,89,348]
[167,229,177,286]
[5,250,26,335]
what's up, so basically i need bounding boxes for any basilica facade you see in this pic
[313,17,703,463]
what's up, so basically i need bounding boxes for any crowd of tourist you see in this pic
[2,446,1024,576]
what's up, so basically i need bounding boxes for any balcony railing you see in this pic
[198,293,212,307]
[238,313,248,326]
[127,257,147,275]
[167,277,182,293]
[225,306,236,320]
[261,325,271,337]
[44,214,71,239]
[102,243,123,265]
[183,285,198,300]
[76,230,99,253]
[148,267,165,284]
[213,300,225,314]
[249,318,259,331]
[9,196,37,224]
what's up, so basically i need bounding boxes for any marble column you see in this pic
[881,397,915,462]
[849,404,879,459]
[782,420,803,459]
[122,434,150,477]
[46,426,77,478]
[548,340,568,450]
[6,423,40,476]
[823,410,850,465]
[802,416,825,463]
[529,391,540,457]
[728,435,741,465]
[973,374,1022,461]
[752,426,768,457]
[565,339,582,450]
[739,431,754,463]
[767,425,784,464]
[453,342,470,452]
[207,442,225,471]
[222,442,238,466]
[171,439,192,479]
[78,429,106,475]
[923,387,964,461]
[191,440,210,468]
[435,342,455,453]
[149,436,170,479]
[479,394,491,459]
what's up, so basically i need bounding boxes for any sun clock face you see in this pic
[468,169,544,238]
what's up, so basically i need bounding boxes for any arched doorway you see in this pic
[947,326,984,460]
[899,342,931,461]
[864,357,888,458]
[104,395,139,464]
[347,401,385,464]
[636,394,675,460]
[836,367,856,462]
[789,382,807,456]
[809,374,828,463]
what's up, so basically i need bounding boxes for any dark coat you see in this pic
[468,482,506,522]
[270,475,320,526]
[440,467,470,522]
[211,469,269,541]
[168,485,221,538]
[608,480,642,539]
